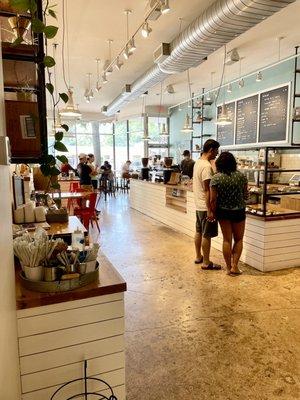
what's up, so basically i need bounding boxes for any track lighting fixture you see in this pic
[256,71,263,82]
[161,0,170,14]
[115,57,123,70]
[123,45,130,60]
[238,78,244,88]
[95,58,101,92]
[128,38,136,54]
[102,72,108,84]
[141,21,152,38]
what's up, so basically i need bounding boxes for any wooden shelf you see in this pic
[165,202,187,213]
[166,194,187,203]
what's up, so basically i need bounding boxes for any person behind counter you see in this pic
[210,151,248,275]
[193,139,221,270]
[87,153,99,190]
[77,153,92,188]
[180,150,195,179]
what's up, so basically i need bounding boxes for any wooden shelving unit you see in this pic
[165,187,187,213]
[190,88,213,155]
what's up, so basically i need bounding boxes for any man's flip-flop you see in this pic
[194,256,203,264]
[201,263,221,270]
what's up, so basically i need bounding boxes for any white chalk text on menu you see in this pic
[216,84,289,146]
[259,86,289,142]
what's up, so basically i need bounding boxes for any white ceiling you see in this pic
[49,0,300,120]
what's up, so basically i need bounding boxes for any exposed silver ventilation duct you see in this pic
[106,0,295,115]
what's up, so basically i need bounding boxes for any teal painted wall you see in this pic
[169,58,300,163]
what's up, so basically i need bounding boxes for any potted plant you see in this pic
[8,0,70,191]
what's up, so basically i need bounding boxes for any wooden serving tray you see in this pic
[20,265,99,293]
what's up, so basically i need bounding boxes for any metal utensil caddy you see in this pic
[50,360,117,400]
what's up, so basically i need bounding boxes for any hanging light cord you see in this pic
[158,81,163,128]
[126,12,129,41]
[61,0,68,89]
[187,69,192,104]
[214,44,227,105]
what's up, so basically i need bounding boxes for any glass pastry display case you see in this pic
[223,146,300,218]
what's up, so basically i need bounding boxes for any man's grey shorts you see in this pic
[196,210,218,238]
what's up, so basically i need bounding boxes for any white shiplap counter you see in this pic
[130,180,300,272]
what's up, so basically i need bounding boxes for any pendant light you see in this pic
[102,72,108,84]
[95,58,101,92]
[141,97,150,141]
[227,83,232,93]
[206,72,215,103]
[216,104,232,126]
[60,0,81,118]
[238,57,244,88]
[215,45,232,126]
[181,69,193,133]
[158,82,169,138]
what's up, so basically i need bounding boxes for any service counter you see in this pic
[15,252,126,400]
[130,180,300,272]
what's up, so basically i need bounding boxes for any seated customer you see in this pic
[60,161,76,177]
[180,150,195,179]
[122,160,132,179]
[77,153,92,189]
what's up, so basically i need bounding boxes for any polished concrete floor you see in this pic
[92,194,300,400]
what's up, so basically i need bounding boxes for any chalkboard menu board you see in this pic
[235,95,258,144]
[216,102,235,146]
[259,85,289,142]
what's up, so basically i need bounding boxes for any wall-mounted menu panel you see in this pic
[216,102,235,146]
[259,85,289,143]
[235,95,258,144]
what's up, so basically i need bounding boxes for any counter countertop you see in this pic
[15,252,127,310]
[132,179,193,192]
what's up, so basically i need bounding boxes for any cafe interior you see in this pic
[0,0,299,399]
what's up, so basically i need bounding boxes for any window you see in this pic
[147,116,169,160]
[114,121,128,173]
[129,117,144,170]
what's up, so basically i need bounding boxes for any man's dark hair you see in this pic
[202,139,220,153]
[216,151,237,175]
[88,153,94,158]
[182,150,190,157]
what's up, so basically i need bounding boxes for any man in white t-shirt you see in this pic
[193,139,221,270]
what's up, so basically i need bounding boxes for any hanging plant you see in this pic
[8,0,70,190]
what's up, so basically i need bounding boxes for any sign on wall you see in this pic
[217,84,290,146]
[216,102,235,146]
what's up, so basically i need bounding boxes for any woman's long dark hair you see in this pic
[215,151,237,175]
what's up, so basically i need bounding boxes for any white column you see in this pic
[0,26,22,399]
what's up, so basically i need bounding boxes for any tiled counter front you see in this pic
[130,180,300,272]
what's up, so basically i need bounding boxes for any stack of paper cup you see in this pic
[13,206,25,224]
[24,202,35,223]
[34,206,46,222]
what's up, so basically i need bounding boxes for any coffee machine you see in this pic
[141,157,150,180]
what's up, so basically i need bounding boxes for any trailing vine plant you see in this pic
[9,0,70,191]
